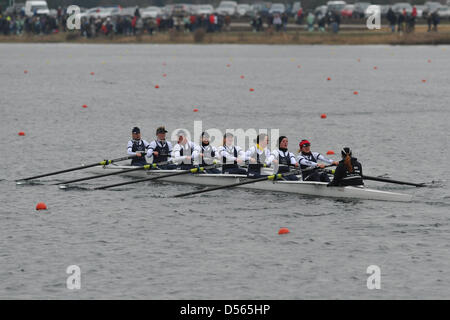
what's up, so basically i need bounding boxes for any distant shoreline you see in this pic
[2,25,450,45]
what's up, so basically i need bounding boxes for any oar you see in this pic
[55,161,172,186]
[324,169,425,187]
[16,155,137,183]
[362,175,425,187]
[95,163,221,190]
[173,170,300,198]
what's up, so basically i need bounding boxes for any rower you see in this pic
[217,132,247,175]
[127,127,150,166]
[272,136,299,181]
[148,126,177,169]
[328,147,364,187]
[198,132,221,174]
[245,133,277,178]
[172,131,199,170]
[297,139,339,182]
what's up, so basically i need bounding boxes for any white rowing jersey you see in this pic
[297,151,334,168]
[245,145,274,166]
[127,139,150,157]
[217,145,245,165]
[172,141,200,165]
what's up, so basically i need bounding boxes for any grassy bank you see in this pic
[2,25,450,45]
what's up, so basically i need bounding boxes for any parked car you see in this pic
[327,1,346,13]
[341,4,354,18]
[353,2,370,18]
[195,5,214,15]
[315,5,328,18]
[216,1,238,16]
[162,4,175,16]
[392,3,413,15]
[237,4,251,16]
[25,0,50,17]
[251,2,271,17]
[5,3,25,15]
[269,3,286,15]
[141,6,162,19]
[437,5,450,19]
[424,1,442,12]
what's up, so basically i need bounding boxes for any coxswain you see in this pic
[172,131,199,170]
[245,133,277,178]
[217,132,247,175]
[272,136,299,181]
[297,139,339,182]
[197,132,221,173]
[127,127,150,166]
[148,126,177,169]
[328,147,364,186]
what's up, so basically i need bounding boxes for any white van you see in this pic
[25,1,50,17]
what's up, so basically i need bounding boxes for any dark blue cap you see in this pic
[132,127,140,134]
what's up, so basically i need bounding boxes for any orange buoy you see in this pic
[357,58,361,62]
[278,228,290,235]
[36,202,47,211]
[327,77,331,81]
[297,65,301,68]
[240,75,245,79]
[428,59,431,63]
[326,150,335,155]
[163,73,167,77]
[24,70,28,74]
[18,131,25,136]
[155,85,160,89]
[193,108,199,112]
[373,66,378,70]
[321,113,327,119]
[90,72,95,75]
[353,91,359,95]
[82,104,88,108]
[422,79,426,83]
[249,88,254,92]
[226,64,231,67]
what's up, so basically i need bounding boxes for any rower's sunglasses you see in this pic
[302,144,310,147]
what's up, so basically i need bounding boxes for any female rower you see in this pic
[198,132,221,174]
[272,136,299,181]
[297,139,338,182]
[217,133,247,175]
[127,127,150,166]
[172,131,199,170]
[328,147,364,186]
[245,133,277,178]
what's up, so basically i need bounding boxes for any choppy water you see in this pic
[0,43,449,299]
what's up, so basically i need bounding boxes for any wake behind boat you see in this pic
[83,164,413,202]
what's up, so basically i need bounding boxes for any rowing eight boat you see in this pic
[79,164,414,202]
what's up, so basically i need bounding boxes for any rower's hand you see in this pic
[294,163,299,168]
[333,161,339,166]
[237,159,244,165]
[186,156,192,161]
[317,163,326,169]
[136,152,142,157]
[272,159,279,165]
[250,158,257,164]
[153,151,159,157]
[199,153,204,157]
